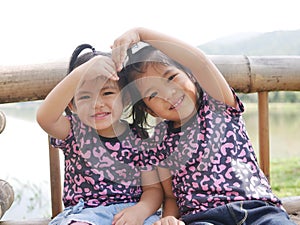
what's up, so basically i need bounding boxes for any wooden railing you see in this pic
[0,56,300,223]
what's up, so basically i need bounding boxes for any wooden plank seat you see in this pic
[282,196,300,225]
[0,219,51,225]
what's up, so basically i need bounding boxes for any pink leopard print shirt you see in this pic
[51,115,148,208]
[148,90,282,216]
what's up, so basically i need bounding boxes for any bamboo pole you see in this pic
[258,92,270,180]
[0,61,67,103]
[48,137,63,218]
[1,56,300,103]
[209,55,300,92]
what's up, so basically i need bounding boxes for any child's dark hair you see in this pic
[65,44,127,116]
[119,43,203,133]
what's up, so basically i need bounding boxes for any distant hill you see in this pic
[198,29,300,55]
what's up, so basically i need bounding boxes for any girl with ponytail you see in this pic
[36,44,162,225]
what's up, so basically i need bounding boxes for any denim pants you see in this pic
[49,199,161,225]
[182,200,296,225]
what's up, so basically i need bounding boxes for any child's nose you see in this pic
[95,97,105,108]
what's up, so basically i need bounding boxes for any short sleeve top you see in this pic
[51,114,150,208]
[147,90,282,216]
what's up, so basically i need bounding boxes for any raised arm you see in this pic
[112,27,236,107]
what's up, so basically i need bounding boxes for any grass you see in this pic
[243,102,300,198]
[270,157,300,198]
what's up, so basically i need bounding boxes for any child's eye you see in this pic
[149,92,158,100]
[103,91,115,96]
[168,74,177,81]
[78,95,90,100]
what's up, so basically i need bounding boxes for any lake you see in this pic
[0,101,299,220]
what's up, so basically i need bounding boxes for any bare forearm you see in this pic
[137,186,163,218]
[36,65,83,138]
[162,197,180,218]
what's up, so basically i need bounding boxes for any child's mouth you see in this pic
[169,95,184,110]
[92,112,110,119]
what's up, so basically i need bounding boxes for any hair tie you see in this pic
[68,44,95,73]
[91,47,96,54]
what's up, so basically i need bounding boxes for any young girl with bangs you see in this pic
[111,27,296,225]
[36,44,162,225]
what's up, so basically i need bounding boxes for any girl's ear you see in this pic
[67,102,76,113]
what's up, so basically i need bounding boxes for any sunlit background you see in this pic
[0,0,299,220]
[1,0,299,65]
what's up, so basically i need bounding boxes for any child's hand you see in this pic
[111,28,141,72]
[153,216,185,225]
[112,206,145,225]
[82,55,118,81]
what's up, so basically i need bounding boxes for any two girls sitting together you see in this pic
[37,27,296,225]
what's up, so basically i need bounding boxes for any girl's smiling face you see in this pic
[73,77,125,137]
[135,64,198,127]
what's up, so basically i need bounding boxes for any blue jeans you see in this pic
[49,199,161,225]
[182,200,296,225]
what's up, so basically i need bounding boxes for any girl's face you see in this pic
[135,64,198,127]
[73,77,125,137]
